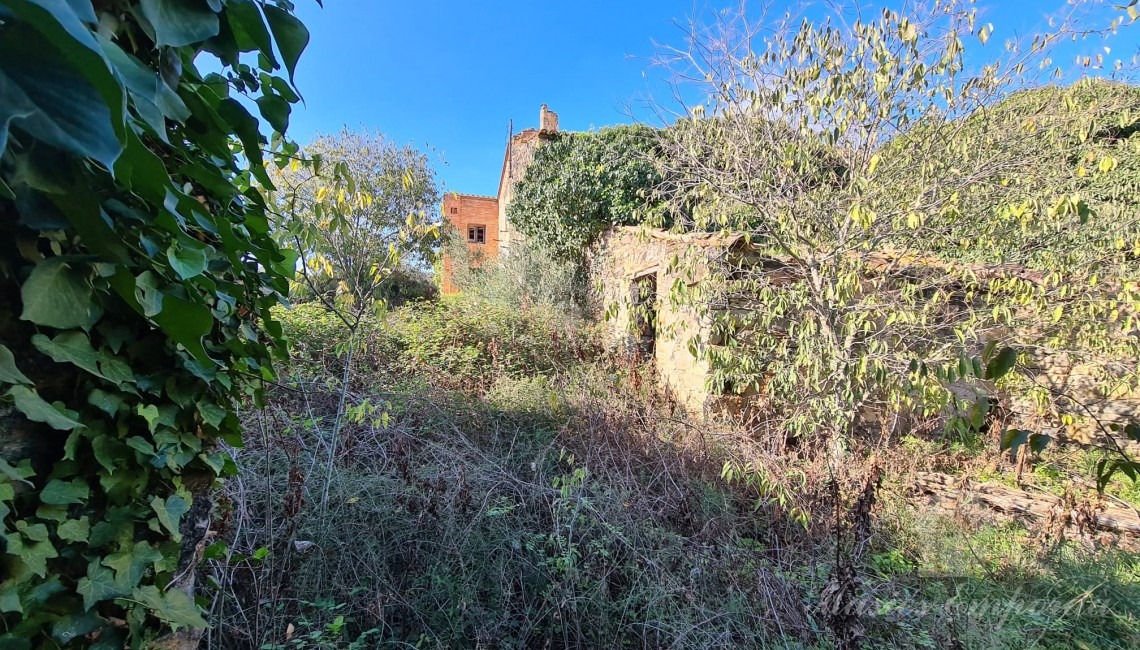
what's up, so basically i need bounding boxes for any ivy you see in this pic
[0,0,311,646]
[506,125,669,261]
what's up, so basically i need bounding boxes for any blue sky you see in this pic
[283,1,1137,198]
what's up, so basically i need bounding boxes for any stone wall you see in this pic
[590,227,742,413]
[590,227,1140,447]
[1010,352,1140,451]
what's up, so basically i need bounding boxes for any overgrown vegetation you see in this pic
[507,124,668,261]
[203,282,1140,649]
[442,236,585,315]
[4,1,1140,649]
[0,1,308,646]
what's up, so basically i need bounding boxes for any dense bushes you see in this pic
[273,298,591,389]
[443,238,586,316]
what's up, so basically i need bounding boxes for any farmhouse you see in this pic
[443,108,1139,450]
[440,105,559,294]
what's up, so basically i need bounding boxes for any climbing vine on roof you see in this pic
[506,124,669,261]
[0,0,310,646]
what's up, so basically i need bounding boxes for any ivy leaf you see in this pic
[102,541,163,590]
[152,295,214,363]
[57,517,91,543]
[97,353,135,385]
[87,388,124,417]
[76,563,128,611]
[150,493,190,541]
[167,241,209,279]
[139,0,221,47]
[263,4,309,83]
[0,344,32,385]
[32,331,103,379]
[40,479,90,505]
[134,270,164,317]
[20,258,102,329]
[137,404,161,433]
[50,610,105,645]
[216,98,268,184]
[90,434,125,474]
[0,25,121,168]
[197,402,226,428]
[133,585,208,630]
[3,531,58,577]
[7,385,85,431]
[0,458,34,485]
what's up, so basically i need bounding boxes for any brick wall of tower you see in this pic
[441,193,499,295]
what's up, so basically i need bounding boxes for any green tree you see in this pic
[267,128,441,319]
[650,3,1139,646]
[265,130,441,516]
[653,0,1138,448]
[0,0,310,645]
[507,124,667,261]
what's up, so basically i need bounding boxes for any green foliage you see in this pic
[274,298,588,390]
[445,237,585,315]
[267,128,441,317]
[653,1,1140,456]
[507,125,668,261]
[0,0,308,645]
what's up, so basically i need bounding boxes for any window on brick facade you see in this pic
[450,207,458,214]
[467,225,486,244]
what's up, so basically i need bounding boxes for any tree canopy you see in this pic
[267,128,441,317]
[648,1,1139,476]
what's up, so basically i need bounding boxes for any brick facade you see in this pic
[441,105,559,294]
[440,193,499,294]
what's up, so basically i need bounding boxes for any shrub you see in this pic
[506,125,669,262]
[445,237,587,317]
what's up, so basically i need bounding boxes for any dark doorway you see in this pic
[631,272,658,359]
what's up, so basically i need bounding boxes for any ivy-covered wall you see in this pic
[0,1,309,647]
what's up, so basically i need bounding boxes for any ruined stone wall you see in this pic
[590,227,735,413]
[1009,352,1140,452]
[590,227,1140,443]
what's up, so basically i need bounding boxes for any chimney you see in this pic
[540,104,559,133]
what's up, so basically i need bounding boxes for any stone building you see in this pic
[590,226,1140,446]
[440,105,559,294]
[589,226,752,415]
